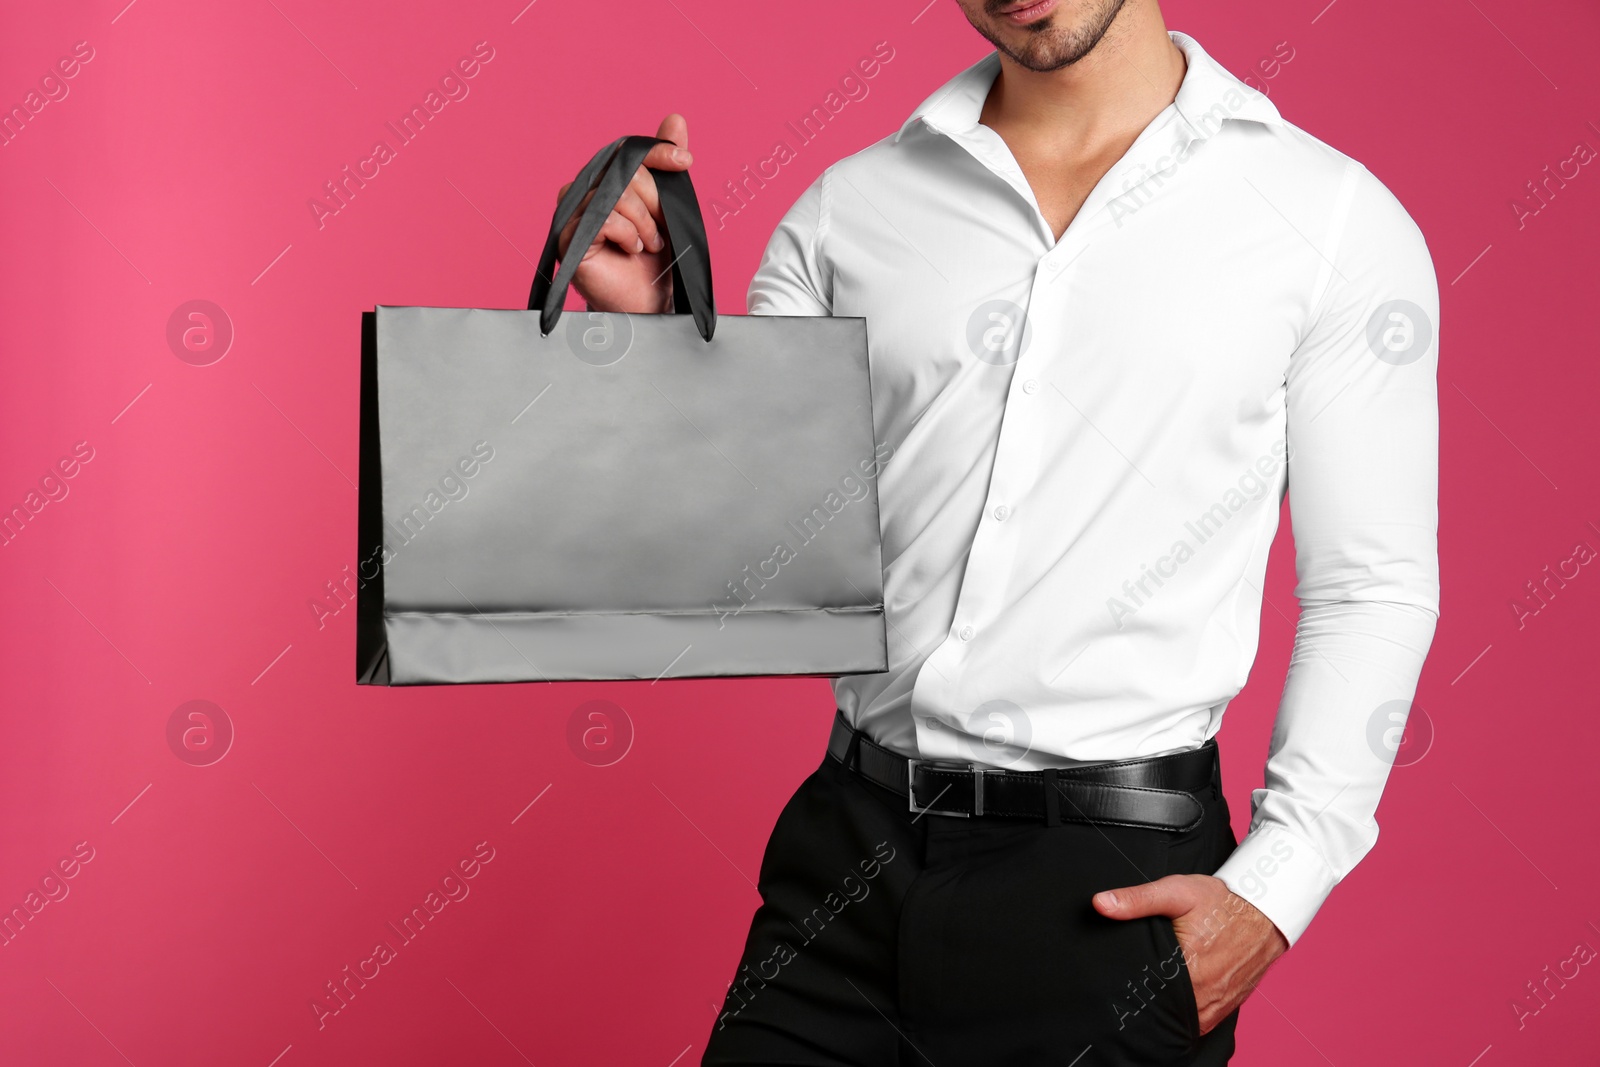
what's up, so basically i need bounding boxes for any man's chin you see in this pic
[972,0,1128,72]
[993,31,1096,73]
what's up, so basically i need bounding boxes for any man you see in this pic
[556,0,1438,1062]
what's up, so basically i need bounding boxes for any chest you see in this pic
[1004,137,1137,241]
[822,147,1320,443]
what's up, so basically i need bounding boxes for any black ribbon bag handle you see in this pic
[530,135,716,342]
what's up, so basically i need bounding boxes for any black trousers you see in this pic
[702,743,1241,1067]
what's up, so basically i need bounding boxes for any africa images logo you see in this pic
[966,299,1032,366]
[1365,300,1433,366]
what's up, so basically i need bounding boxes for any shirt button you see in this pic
[993,505,1010,522]
[959,625,975,641]
[1022,379,1038,395]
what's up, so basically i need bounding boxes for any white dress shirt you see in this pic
[746,32,1439,946]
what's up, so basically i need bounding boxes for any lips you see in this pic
[1000,0,1057,24]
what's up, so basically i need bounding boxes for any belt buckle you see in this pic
[907,759,989,817]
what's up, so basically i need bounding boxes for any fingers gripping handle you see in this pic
[531,135,716,342]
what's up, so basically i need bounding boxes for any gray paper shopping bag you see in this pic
[357,135,886,684]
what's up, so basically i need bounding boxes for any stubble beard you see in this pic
[973,0,1130,72]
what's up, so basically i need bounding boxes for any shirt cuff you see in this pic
[1212,822,1338,947]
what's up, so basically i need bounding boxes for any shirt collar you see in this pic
[893,31,1281,144]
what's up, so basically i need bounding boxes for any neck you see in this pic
[980,4,1186,148]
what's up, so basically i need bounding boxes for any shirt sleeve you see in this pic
[1212,160,1441,946]
[746,167,834,318]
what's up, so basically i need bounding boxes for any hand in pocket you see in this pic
[1094,873,1288,1034]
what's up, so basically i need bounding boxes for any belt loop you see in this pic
[1043,768,1061,828]
[845,727,863,772]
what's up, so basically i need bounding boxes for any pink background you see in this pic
[3,0,1598,1064]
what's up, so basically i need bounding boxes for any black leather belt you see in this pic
[827,711,1217,831]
